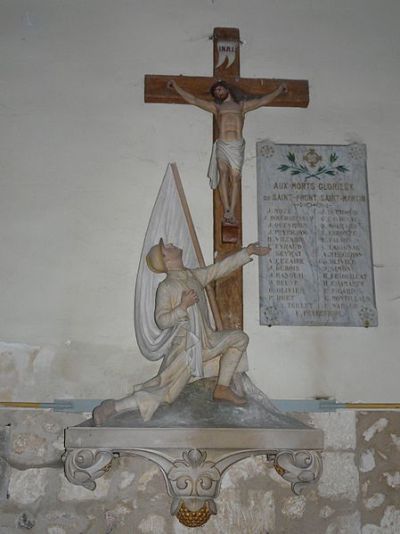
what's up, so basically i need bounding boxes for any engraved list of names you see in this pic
[257,142,377,327]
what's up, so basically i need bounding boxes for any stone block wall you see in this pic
[0,410,399,533]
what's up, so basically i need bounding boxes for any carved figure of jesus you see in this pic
[168,79,287,224]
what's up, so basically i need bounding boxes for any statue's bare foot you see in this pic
[93,399,117,426]
[223,208,232,223]
[213,385,247,405]
[223,209,237,225]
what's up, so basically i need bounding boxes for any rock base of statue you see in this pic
[63,378,323,527]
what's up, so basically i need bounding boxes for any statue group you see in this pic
[67,34,323,528]
[93,79,287,425]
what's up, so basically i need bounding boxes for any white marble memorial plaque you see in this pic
[257,142,377,327]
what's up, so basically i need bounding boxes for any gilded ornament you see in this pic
[176,501,212,528]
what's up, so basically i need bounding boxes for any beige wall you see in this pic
[1,0,400,403]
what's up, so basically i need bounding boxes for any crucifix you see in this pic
[144,27,309,331]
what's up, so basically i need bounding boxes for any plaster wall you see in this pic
[1,0,400,404]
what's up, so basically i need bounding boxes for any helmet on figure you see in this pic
[146,238,166,273]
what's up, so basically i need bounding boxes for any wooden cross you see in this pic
[145,27,309,331]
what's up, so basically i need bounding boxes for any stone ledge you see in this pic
[65,425,324,450]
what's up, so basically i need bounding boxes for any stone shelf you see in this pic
[63,379,323,527]
[65,425,323,451]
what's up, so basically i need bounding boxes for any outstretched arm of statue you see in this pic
[243,83,288,113]
[193,244,270,287]
[167,79,216,113]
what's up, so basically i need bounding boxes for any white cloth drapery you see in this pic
[134,164,201,367]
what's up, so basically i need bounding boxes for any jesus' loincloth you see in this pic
[207,138,245,189]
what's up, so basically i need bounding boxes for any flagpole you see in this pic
[170,162,224,331]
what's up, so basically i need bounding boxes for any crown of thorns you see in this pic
[210,80,230,97]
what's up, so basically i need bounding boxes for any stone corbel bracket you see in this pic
[273,449,323,495]
[63,448,114,491]
[64,426,323,528]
